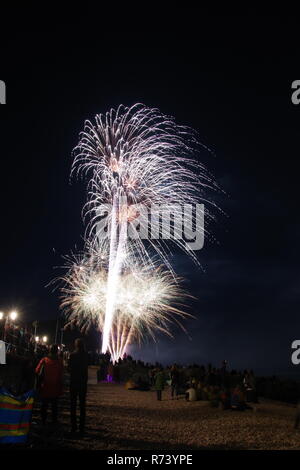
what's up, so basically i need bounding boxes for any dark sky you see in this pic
[1,15,300,374]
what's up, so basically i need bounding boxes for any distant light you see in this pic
[0,312,4,320]
[35,336,39,342]
[42,336,48,343]
[10,311,18,321]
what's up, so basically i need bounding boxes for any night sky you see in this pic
[1,16,300,375]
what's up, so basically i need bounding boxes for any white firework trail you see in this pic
[71,104,218,355]
[58,251,192,362]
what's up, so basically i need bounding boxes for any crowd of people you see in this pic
[1,341,300,438]
[124,361,258,410]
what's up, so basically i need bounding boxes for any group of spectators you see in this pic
[147,363,257,410]
[2,342,300,437]
[102,358,258,410]
[171,364,257,410]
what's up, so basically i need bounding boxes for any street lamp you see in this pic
[35,336,39,342]
[10,311,18,321]
[1,310,19,341]
[42,336,48,343]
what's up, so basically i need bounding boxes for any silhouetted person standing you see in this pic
[69,339,89,435]
[170,364,180,399]
[154,367,165,401]
[35,344,63,425]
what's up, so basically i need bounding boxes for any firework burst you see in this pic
[59,251,192,362]
[70,104,216,354]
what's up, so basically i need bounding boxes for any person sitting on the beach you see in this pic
[136,375,150,391]
[231,385,247,411]
[185,386,197,402]
[125,379,138,390]
[220,389,231,410]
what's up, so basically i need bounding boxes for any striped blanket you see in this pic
[0,387,35,443]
